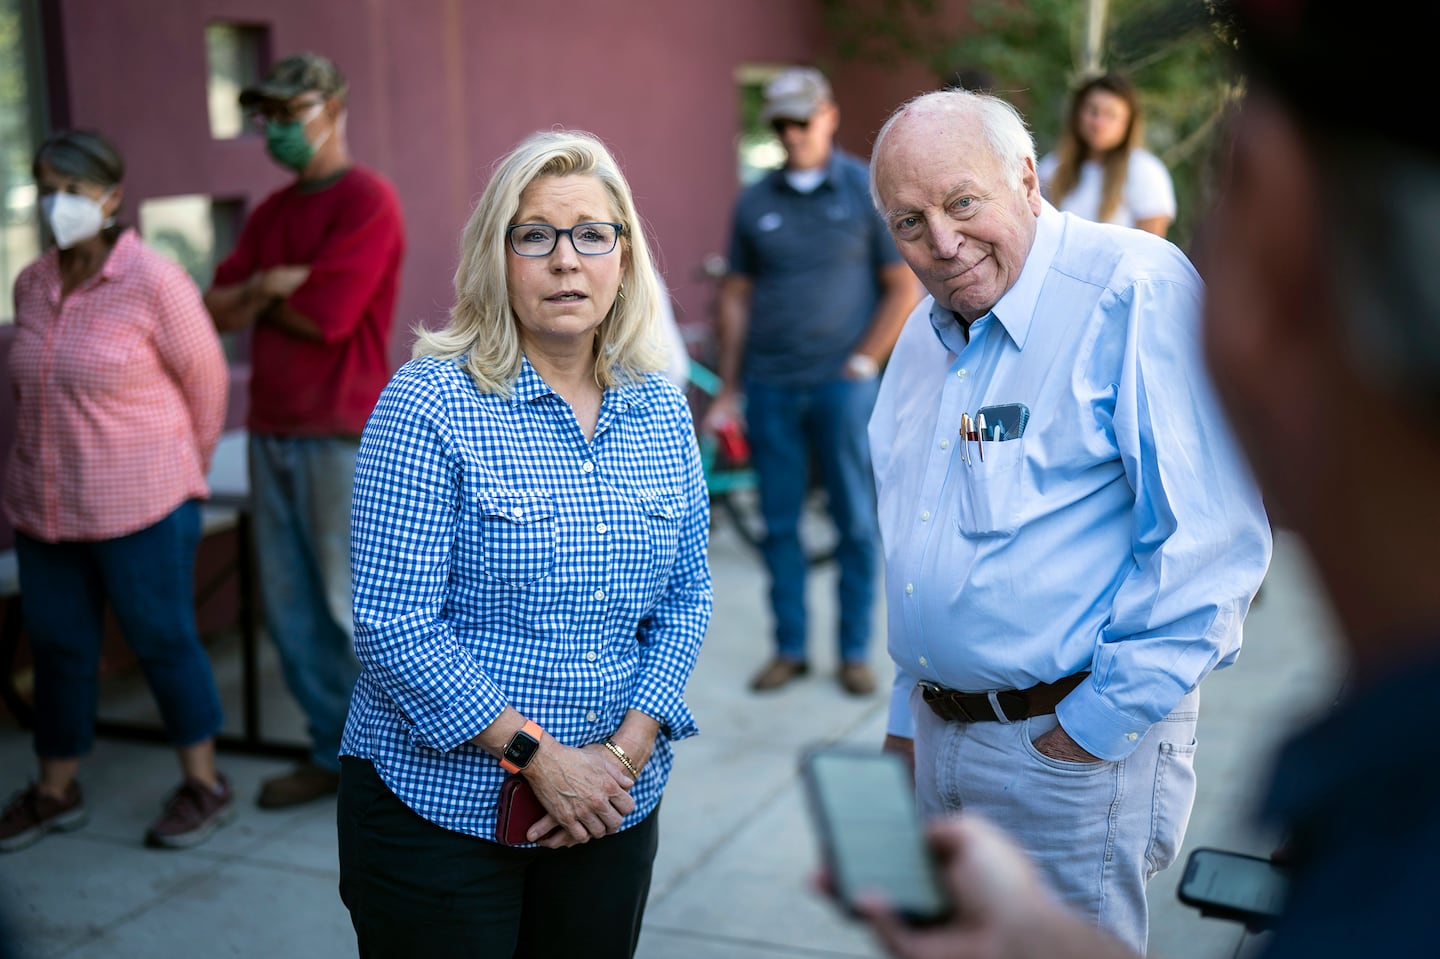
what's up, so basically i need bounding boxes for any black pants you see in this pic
[337,757,660,958]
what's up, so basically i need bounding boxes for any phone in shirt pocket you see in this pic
[956,404,1027,537]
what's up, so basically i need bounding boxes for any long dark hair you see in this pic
[1047,73,1143,224]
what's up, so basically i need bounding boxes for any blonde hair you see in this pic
[414,129,665,394]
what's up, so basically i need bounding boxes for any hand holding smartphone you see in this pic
[800,746,952,925]
[1177,847,1290,930]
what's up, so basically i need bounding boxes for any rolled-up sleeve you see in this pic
[631,418,712,740]
[350,369,508,753]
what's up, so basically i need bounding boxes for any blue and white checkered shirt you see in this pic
[341,355,712,842]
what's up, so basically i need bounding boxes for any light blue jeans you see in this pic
[743,376,880,663]
[911,685,1200,954]
[249,434,361,771]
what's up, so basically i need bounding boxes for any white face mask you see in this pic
[40,189,113,250]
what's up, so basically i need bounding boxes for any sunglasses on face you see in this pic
[771,117,812,136]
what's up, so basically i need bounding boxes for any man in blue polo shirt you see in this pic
[705,66,920,696]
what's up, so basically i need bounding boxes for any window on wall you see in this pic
[735,64,786,187]
[206,22,267,139]
[0,0,46,324]
[139,195,246,359]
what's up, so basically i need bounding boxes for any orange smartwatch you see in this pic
[500,720,544,774]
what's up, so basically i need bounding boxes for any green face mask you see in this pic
[265,118,316,171]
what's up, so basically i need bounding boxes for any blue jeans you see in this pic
[15,500,224,758]
[249,434,361,771]
[911,685,1201,953]
[744,377,880,663]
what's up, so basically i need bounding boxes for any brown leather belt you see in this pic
[919,672,1090,723]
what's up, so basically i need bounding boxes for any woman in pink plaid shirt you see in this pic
[0,130,233,853]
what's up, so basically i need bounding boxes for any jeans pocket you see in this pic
[1145,737,1198,878]
[477,489,557,587]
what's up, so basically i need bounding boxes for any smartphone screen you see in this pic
[1178,848,1289,923]
[801,747,951,925]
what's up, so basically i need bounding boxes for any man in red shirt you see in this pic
[205,52,405,809]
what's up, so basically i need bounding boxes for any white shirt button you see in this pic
[919,656,928,667]
[585,650,598,662]
[512,506,524,518]
[596,522,608,534]
[904,583,915,594]
[593,588,606,601]
[920,511,931,522]
[586,710,598,722]
[939,438,950,450]
[956,368,968,378]
[1126,732,1139,742]
[581,461,595,473]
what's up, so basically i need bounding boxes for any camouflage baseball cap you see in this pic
[239,53,347,107]
[760,67,833,124]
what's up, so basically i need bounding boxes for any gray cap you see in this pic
[760,67,832,124]
[239,53,347,107]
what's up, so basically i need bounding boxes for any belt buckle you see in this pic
[920,682,976,723]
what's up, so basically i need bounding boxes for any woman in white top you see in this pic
[1038,72,1176,237]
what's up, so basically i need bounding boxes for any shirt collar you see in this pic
[773,148,843,194]
[37,227,138,301]
[924,201,1062,354]
[509,353,651,412]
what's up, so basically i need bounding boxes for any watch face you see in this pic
[504,729,540,769]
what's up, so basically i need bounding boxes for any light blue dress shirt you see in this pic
[342,356,712,840]
[869,204,1271,761]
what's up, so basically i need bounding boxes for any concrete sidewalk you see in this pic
[0,525,1341,959]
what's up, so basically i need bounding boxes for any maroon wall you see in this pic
[46,0,831,360]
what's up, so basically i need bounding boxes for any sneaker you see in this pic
[0,782,88,852]
[749,658,809,692]
[145,775,236,849]
[256,762,340,809]
[839,662,877,696]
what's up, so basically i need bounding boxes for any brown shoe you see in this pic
[0,782,87,853]
[750,658,809,692]
[257,762,340,809]
[839,662,877,696]
[146,775,236,849]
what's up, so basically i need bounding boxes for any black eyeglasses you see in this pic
[771,117,811,136]
[507,222,624,257]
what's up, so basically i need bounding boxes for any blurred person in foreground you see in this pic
[336,130,712,958]
[1038,72,1176,237]
[857,1,1440,957]
[705,66,919,696]
[866,85,1270,951]
[204,52,405,809]
[0,130,231,852]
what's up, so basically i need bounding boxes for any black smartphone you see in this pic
[800,746,952,926]
[975,402,1029,441]
[1177,847,1289,929]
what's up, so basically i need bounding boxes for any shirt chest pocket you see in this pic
[638,489,685,602]
[955,439,1024,538]
[477,490,557,587]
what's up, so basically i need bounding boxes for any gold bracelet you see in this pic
[603,739,640,777]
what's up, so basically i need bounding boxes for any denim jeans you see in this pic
[911,685,1201,953]
[744,376,880,663]
[15,500,224,757]
[249,434,361,771]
